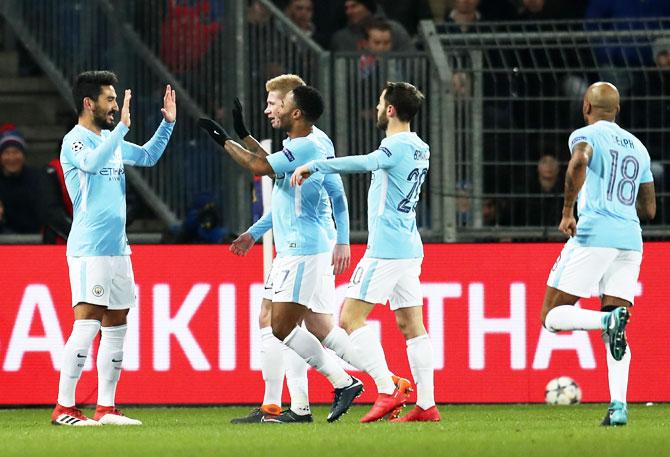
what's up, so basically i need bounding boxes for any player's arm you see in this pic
[323,173,351,274]
[559,142,593,237]
[636,182,656,221]
[65,125,129,174]
[291,147,397,186]
[232,97,270,156]
[199,118,273,175]
[230,211,273,256]
[121,86,176,166]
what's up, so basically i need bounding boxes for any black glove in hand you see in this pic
[232,97,251,139]
[198,117,232,146]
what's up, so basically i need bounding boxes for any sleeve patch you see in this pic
[72,141,84,153]
[379,146,392,157]
[570,136,588,148]
[282,148,295,162]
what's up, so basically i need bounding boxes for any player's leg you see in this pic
[542,244,618,332]
[598,249,640,426]
[53,256,108,426]
[389,259,439,423]
[258,298,284,417]
[94,256,141,425]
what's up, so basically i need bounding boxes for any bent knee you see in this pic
[271,322,295,341]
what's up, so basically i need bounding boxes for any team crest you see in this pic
[72,141,84,152]
[92,285,105,297]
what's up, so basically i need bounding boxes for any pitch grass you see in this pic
[1,404,669,457]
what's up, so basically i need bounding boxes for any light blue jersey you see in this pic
[265,132,332,257]
[249,126,349,245]
[308,131,429,259]
[568,120,653,251]
[61,120,174,256]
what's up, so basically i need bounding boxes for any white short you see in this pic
[263,252,332,312]
[546,242,641,303]
[67,256,137,309]
[346,257,423,311]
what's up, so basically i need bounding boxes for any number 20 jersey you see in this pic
[568,120,653,252]
[367,132,429,259]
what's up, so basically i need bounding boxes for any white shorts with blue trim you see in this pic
[345,257,423,311]
[67,255,136,309]
[546,242,641,303]
[265,252,332,312]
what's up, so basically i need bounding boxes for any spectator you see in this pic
[523,154,563,227]
[375,0,433,36]
[169,192,231,243]
[444,0,482,32]
[331,0,414,52]
[284,0,315,36]
[41,156,73,244]
[0,125,44,234]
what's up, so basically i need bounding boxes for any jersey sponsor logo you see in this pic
[380,146,392,157]
[282,148,295,162]
[92,285,105,297]
[99,167,125,176]
[72,141,84,153]
[570,136,588,147]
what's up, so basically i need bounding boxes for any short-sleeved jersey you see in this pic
[311,126,337,242]
[266,134,331,257]
[61,120,174,256]
[568,120,653,252]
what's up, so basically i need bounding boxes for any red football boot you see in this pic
[391,405,441,422]
[360,388,407,423]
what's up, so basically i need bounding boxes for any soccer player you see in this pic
[291,82,440,423]
[51,71,176,426]
[199,85,363,422]
[540,82,655,426]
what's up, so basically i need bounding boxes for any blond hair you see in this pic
[265,74,306,97]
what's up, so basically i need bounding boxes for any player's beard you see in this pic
[376,109,389,131]
[93,105,116,130]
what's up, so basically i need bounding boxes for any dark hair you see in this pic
[365,19,392,40]
[72,71,119,115]
[291,85,324,123]
[382,81,424,122]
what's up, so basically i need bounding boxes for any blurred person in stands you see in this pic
[284,0,315,37]
[42,153,73,244]
[358,19,393,79]
[331,0,414,52]
[0,124,44,235]
[528,154,564,227]
[444,0,482,32]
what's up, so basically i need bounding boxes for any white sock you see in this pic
[97,324,127,407]
[57,319,101,407]
[606,342,631,404]
[283,326,352,389]
[322,326,364,371]
[260,326,284,406]
[406,334,435,409]
[283,346,310,415]
[544,305,606,332]
[349,326,395,395]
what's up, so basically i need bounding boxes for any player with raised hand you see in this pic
[540,82,655,426]
[291,82,439,423]
[200,85,363,423]
[52,71,176,426]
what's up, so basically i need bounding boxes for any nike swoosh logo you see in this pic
[76,354,87,358]
[112,359,123,363]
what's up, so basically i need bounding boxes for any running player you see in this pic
[199,85,363,422]
[291,82,440,423]
[540,82,655,426]
[51,71,176,426]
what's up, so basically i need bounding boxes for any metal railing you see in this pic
[422,18,670,241]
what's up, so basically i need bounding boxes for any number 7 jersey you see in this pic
[367,132,429,259]
[568,120,653,252]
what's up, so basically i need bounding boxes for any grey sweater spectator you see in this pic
[331,0,414,52]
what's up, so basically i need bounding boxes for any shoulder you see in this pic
[568,125,596,150]
[62,127,88,153]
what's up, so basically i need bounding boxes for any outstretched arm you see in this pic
[559,142,592,237]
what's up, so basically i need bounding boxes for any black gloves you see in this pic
[198,117,232,147]
[232,97,251,139]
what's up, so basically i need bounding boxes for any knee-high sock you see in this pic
[57,320,101,407]
[322,326,364,371]
[349,326,395,395]
[260,326,284,406]
[97,324,127,407]
[544,305,606,332]
[406,334,435,410]
[283,326,352,389]
[606,342,631,403]
[283,346,310,415]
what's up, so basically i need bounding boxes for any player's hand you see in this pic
[161,84,176,123]
[290,165,312,187]
[230,232,255,256]
[332,244,351,275]
[558,215,577,237]
[120,89,131,128]
[198,117,232,147]
[232,97,251,139]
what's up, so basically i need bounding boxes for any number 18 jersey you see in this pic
[568,120,653,252]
